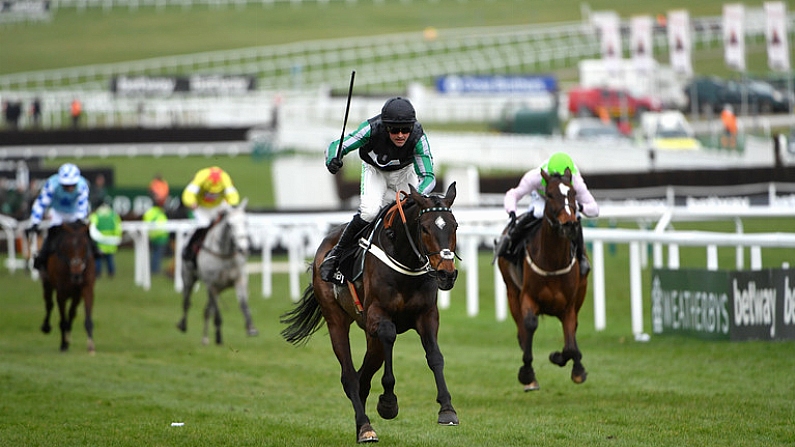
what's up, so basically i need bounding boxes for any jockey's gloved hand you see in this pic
[25,223,39,236]
[327,158,343,174]
[508,211,517,227]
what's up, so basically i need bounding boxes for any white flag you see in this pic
[765,1,790,72]
[667,10,692,76]
[723,4,746,71]
[631,15,655,73]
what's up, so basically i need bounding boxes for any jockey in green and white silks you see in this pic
[325,100,435,222]
[503,152,599,219]
[320,97,436,283]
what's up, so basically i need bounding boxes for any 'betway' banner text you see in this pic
[651,268,795,341]
[111,75,256,97]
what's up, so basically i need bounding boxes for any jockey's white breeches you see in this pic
[358,163,417,222]
[46,209,84,226]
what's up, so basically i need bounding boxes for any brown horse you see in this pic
[497,168,588,391]
[39,221,97,353]
[281,182,459,443]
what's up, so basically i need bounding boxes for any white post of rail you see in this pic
[494,261,507,321]
[260,229,273,298]
[174,230,187,293]
[287,230,302,301]
[140,227,151,291]
[707,245,718,270]
[438,289,451,310]
[668,244,680,269]
[465,236,479,317]
[751,246,762,270]
[735,218,744,270]
[592,240,606,331]
[629,241,647,341]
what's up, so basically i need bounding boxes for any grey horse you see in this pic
[177,198,258,345]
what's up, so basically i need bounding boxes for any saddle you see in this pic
[495,212,542,265]
[334,198,409,285]
[336,198,414,285]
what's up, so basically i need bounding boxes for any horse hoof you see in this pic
[357,424,378,443]
[523,381,540,392]
[549,351,567,367]
[377,394,399,420]
[41,324,51,334]
[201,337,209,346]
[438,409,459,426]
[176,321,187,332]
[247,328,259,337]
[572,371,587,384]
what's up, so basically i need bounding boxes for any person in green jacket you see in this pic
[143,202,169,275]
[88,199,122,278]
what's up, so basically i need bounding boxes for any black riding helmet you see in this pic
[381,97,416,125]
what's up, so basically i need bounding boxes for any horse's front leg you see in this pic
[550,306,587,384]
[374,319,399,421]
[56,293,73,351]
[176,264,197,333]
[41,281,54,334]
[234,274,258,336]
[416,311,458,425]
[519,300,540,391]
[203,288,222,345]
[327,317,377,443]
[83,286,95,354]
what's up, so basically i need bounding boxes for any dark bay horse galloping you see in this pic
[39,221,97,353]
[497,168,588,391]
[281,182,459,443]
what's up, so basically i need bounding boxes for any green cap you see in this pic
[545,152,577,176]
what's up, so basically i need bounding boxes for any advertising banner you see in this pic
[435,75,557,95]
[652,268,795,341]
[722,4,746,71]
[764,1,790,72]
[111,75,256,97]
[630,15,655,74]
[667,10,693,76]
[651,269,731,340]
[591,11,622,76]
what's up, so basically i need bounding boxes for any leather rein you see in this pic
[364,190,458,276]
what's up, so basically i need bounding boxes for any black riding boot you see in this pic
[34,226,59,270]
[575,221,590,276]
[182,226,209,265]
[319,214,368,283]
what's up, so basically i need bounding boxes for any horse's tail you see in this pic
[280,283,325,346]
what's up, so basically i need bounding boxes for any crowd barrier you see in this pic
[3,205,795,340]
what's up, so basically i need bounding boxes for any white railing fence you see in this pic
[4,204,795,340]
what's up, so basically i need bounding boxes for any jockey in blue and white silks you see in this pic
[30,164,90,227]
[27,163,97,270]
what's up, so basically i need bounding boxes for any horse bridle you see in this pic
[200,215,247,259]
[394,195,459,275]
[57,227,90,279]
[544,179,580,235]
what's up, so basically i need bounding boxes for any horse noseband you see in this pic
[439,249,455,261]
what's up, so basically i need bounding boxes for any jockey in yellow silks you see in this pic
[180,166,240,265]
